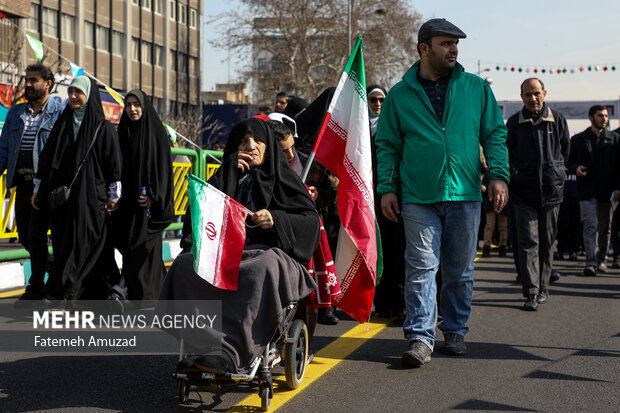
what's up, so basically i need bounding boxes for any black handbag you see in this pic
[48,121,104,210]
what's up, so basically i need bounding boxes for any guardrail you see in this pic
[0,147,222,261]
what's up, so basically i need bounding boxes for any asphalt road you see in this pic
[0,252,619,412]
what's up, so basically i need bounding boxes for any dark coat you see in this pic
[506,105,570,207]
[566,127,620,201]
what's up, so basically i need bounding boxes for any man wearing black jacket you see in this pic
[567,105,620,276]
[506,78,570,311]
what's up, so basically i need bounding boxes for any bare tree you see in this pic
[162,111,226,149]
[210,0,422,104]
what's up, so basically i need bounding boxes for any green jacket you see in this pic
[375,61,509,204]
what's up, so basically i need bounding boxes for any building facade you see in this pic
[1,0,201,116]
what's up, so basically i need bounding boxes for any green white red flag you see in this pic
[187,174,247,290]
[310,37,381,322]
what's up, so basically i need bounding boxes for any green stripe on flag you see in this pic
[25,34,44,62]
[375,220,383,285]
[344,36,367,103]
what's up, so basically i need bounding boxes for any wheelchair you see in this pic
[173,302,308,411]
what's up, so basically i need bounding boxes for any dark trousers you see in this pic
[557,197,581,254]
[513,203,560,297]
[14,181,50,290]
[507,203,521,277]
[612,207,620,259]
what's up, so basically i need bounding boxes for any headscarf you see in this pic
[210,118,319,263]
[268,112,298,137]
[68,76,92,140]
[366,84,387,137]
[116,89,174,229]
[283,97,309,118]
[295,87,336,154]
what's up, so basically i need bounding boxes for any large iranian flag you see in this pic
[308,37,381,323]
[187,174,247,290]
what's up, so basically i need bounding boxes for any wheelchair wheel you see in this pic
[284,318,308,389]
[260,384,271,411]
[177,380,190,404]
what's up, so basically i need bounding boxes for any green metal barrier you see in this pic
[0,147,223,262]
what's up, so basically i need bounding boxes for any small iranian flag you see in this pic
[304,36,382,323]
[187,174,247,290]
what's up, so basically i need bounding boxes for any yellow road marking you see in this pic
[0,288,25,298]
[228,319,390,412]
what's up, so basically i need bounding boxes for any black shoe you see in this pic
[498,246,507,257]
[583,266,596,277]
[569,252,578,261]
[442,332,467,355]
[523,295,538,311]
[482,245,491,257]
[401,340,431,367]
[318,307,339,325]
[550,271,560,283]
[14,285,45,309]
[612,257,620,269]
[195,353,235,374]
[537,290,548,304]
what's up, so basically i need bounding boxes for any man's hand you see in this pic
[576,165,588,177]
[138,195,153,208]
[251,209,274,230]
[308,186,318,201]
[105,201,118,212]
[31,193,39,210]
[381,192,400,223]
[488,180,509,213]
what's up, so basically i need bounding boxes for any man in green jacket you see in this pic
[376,18,509,367]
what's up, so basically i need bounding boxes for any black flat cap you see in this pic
[418,18,467,43]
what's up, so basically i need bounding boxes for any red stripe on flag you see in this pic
[332,251,375,322]
[315,114,348,177]
[214,198,247,290]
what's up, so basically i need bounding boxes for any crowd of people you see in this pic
[1,16,619,374]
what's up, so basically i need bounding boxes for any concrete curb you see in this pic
[0,239,183,293]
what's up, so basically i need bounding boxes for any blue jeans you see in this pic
[401,202,480,350]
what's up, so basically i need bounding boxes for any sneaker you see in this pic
[537,289,548,304]
[442,332,467,355]
[550,271,560,283]
[523,294,538,311]
[597,262,609,273]
[401,340,432,367]
[498,246,507,257]
[14,285,45,309]
[583,266,597,277]
[482,245,491,257]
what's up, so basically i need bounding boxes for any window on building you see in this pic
[154,0,163,14]
[42,7,58,37]
[84,22,94,48]
[178,3,187,24]
[96,26,110,52]
[189,8,197,29]
[132,0,139,4]
[112,31,124,55]
[257,58,266,71]
[169,1,175,20]
[154,45,164,67]
[169,51,177,71]
[142,0,152,10]
[131,38,140,61]
[178,53,188,72]
[141,41,152,64]
[27,4,39,32]
[189,56,197,75]
[60,14,75,41]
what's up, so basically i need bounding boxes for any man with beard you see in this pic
[0,64,63,306]
[567,105,620,276]
[376,18,509,367]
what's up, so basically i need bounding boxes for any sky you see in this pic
[202,0,620,104]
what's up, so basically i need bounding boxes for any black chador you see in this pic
[113,90,173,302]
[36,77,122,300]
